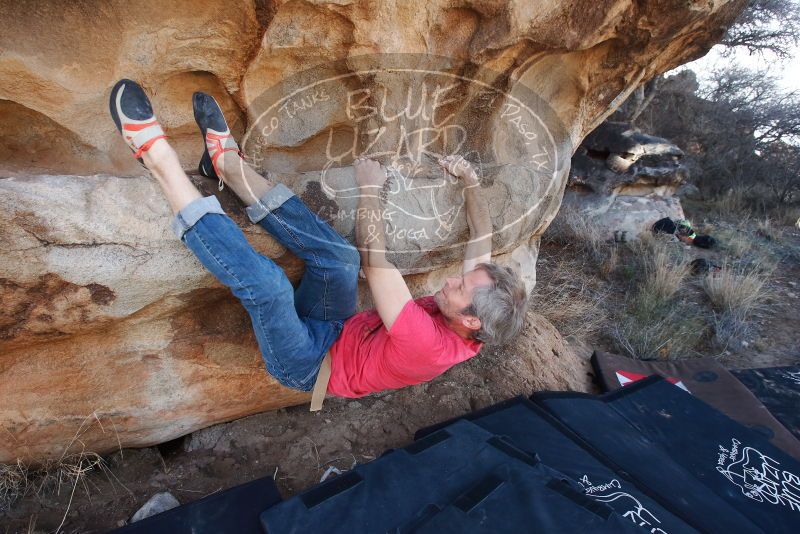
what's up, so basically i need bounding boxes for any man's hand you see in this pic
[354,157,387,189]
[438,155,479,186]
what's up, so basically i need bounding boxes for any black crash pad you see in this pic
[591,351,800,460]
[415,396,695,534]
[538,376,800,534]
[111,474,281,534]
[402,464,645,534]
[260,419,642,534]
[732,366,800,442]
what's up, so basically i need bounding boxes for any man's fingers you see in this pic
[438,156,457,172]
[355,157,381,168]
[438,155,467,167]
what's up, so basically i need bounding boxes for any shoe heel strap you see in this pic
[124,122,166,151]
[132,134,167,159]
[206,131,239,152]
[209,146,244,174]
[206,130,242,177]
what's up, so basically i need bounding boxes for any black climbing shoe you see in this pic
[192,92,241,190]
[109,79,166,164]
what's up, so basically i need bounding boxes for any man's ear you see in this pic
[461,315,481,331]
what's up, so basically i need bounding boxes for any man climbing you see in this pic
[109,79,528,404]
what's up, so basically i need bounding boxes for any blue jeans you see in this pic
[170,184,360,391]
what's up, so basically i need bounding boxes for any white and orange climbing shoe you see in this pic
[109,79,167,164]
[192,92,243,191]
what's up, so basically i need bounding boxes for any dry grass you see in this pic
[685,188,752,220]
[611,300,704,360]
[702,264,772,353]
[0,451,113,527]
[547,211,707,359]
[598,246,619,279]
[702,264,770,315]
[544,194,794,362]
[727,232,753,258]
[545,209,618,277]
[641,248,691,304]
[0,413,129,530]
[710,310,753,353]
[545,209,603,255]
[777,204,800,227]
[610,233,703,360]
[710,220,756,259]
[684,187,799,227]
[626,234,690,300]
[0,460,29,513]
[533,258,608,338]
[713,188,751,218]
[756,217,783,242]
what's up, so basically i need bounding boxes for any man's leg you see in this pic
[109,79,333,390]
[214,151,274,207]
[191,91,358,322]
[147,141,337,389]
[142,141,202,214]
[217,152,360,323]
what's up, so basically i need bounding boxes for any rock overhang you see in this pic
[0,0,748,462]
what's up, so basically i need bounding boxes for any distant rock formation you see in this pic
[559,121,689,241]
[0,0,746,463]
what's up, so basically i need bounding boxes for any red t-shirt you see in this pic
[327,296,483,398]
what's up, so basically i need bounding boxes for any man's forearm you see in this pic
[462,177,492,263]
[463,182,492,237]
[356,192,389,269]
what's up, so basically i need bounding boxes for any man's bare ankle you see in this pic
[218,151,245,176]
[142,139,174,171]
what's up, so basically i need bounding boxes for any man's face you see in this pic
[433,267,493,320]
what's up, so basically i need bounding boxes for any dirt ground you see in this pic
[3,222,798,534]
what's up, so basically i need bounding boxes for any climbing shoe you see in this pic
[192,92,242,190]
[109,79,167,164]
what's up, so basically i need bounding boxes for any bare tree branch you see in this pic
[720,0,800,59]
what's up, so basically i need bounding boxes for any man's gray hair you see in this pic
[462,263,529,346]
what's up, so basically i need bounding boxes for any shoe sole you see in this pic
[109,79,158,164]
[193,92,230,179]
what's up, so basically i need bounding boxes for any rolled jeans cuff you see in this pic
[245,183,295,224]
[170,195,227,239]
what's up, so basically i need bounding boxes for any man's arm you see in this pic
[354,158,413,330]
[439,156,492,273]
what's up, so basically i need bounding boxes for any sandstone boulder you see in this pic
[0,0,746,462]
[557,120,689,241]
